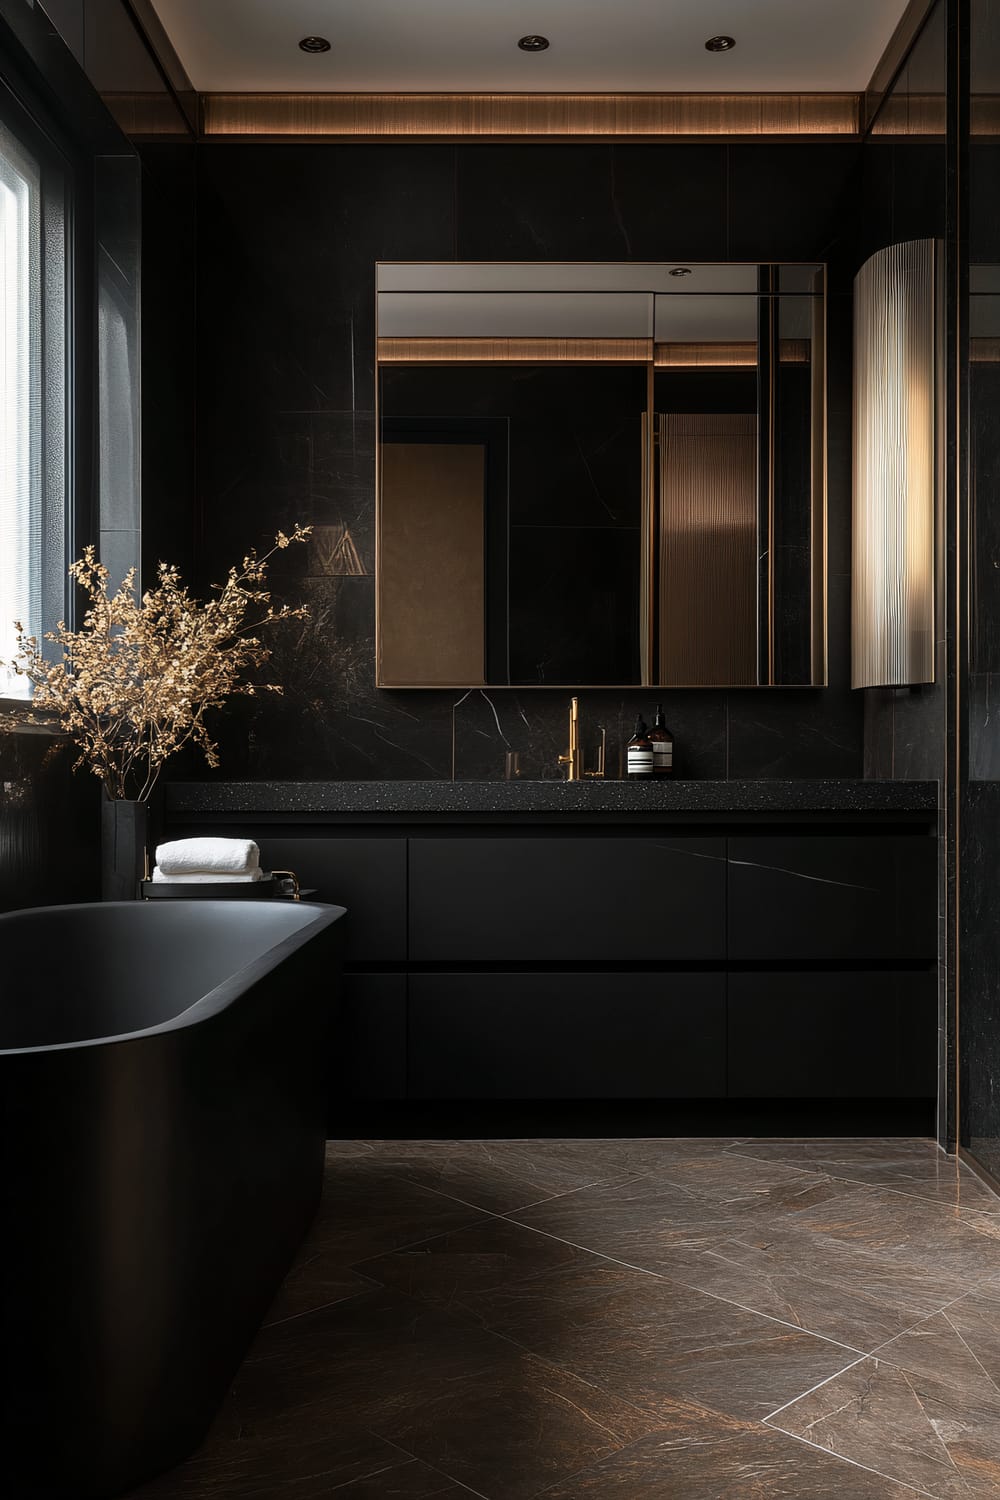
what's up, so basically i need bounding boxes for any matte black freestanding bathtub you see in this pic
[1,898,345,1500]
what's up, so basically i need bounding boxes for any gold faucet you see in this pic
[558,696,582,781]
[558,698,607,780]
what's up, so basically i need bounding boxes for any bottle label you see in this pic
[628,747,654,775]
[653,742,673,771]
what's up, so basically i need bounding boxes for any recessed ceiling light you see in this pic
[705,35,736,52]
[299,35,331,53]
[518,35,550,51]
[669,267,693,277]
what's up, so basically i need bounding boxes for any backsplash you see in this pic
[150,140,872,782]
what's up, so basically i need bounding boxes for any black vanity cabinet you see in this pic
[165,785,939,1111]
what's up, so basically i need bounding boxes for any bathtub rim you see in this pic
[0,899,345,1057]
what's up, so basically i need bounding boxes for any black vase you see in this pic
[101,797,149,901]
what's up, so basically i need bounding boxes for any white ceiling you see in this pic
[149,0,911,94]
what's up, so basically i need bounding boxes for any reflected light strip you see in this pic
[852,239,936,689]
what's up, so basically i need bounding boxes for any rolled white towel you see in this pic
[151,866,264,884]
[155,837,260,877]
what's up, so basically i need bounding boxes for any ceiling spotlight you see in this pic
[669,267,693,277]
[518,35,550,51]
[705,35,736,52]
[298,35,331,53]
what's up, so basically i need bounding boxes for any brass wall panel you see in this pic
[972,96,1000,136]
[869,92,946,136]
[204,92,859,141]
[377,336,652,364]
[658,414,757,686]
[852,239,937,689]
[379,443,486,686]
[655,341,757,368]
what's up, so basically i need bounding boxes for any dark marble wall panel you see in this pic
[960,781,1000,1178]
[0,733,99,913]
[139,143,197,585]
[182,140,869,785]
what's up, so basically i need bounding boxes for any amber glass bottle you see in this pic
[648,704,674,777]
[626,715,654,778]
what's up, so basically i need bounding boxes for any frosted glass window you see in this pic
[0,125,40,698]
[0,120,66,700]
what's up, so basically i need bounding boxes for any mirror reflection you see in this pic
[376,262,826,688]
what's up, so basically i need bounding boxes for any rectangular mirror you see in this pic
[376,262,826,688]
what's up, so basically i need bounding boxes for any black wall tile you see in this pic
[455,145,624,260]
[726,144,861,263]
[727,688,864,779]
[176,140,877,783]
[609,145,727,261]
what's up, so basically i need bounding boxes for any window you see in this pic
[0,114,66,699]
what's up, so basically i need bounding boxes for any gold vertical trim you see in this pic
[767,286,777,684]
[203,92,860,141]
[646,362,656,686]
[811,266,829,685]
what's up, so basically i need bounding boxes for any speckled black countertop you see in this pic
[165,779,939,816]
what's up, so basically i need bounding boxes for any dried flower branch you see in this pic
[4,526,312,800]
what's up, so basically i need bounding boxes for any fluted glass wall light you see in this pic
[852,239,939,688]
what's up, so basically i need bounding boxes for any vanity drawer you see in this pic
[408,836,726,961]
[332,973,407,1102]
[408,972,726,1099]
[727,835,937,962]
[727,971,937,1097]
[253,836,407,962]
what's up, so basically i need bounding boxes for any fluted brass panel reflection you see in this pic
[379,443,486,686]
[870,92,946,136]
[204,92,859,141]
[653,339,808,368]
[655,341,758,368]
[658,414,757,686]
[101,92,192,138]
[377,336,652,364]
[972,96,1000,137]
[852,240,937,689]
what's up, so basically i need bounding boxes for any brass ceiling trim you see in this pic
[377,336,653,364]
[203,92,860,142]
[656,341,758,368]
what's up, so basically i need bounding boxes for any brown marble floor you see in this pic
[130,1137,1000,1499]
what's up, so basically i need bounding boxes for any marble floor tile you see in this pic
[784,1185,1000,1285]
[769,1352,1000,1497]
[262,1257,375,1327]
[129,1421,476,1499]
[306,1157,489,1265]
[357,1215,595,1303]
[229,1289,662,1500]
[732,1139,1000,1214]
[372,1151,635,1214]
[542,1423,927,1498]
[123,1138,1000,1499]
[510,1172,745,1259]
[450,1256,862,1424]
[626,1229,959,1353]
